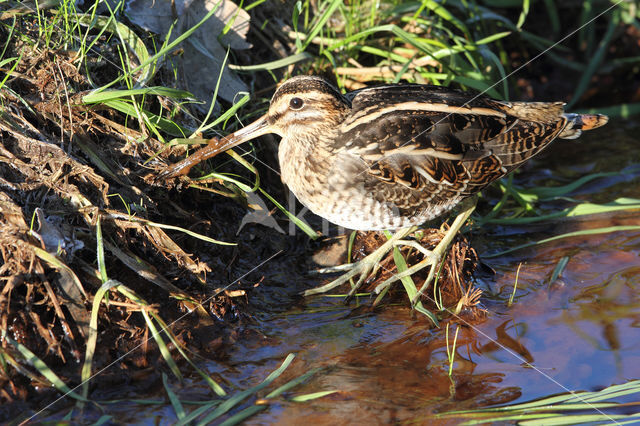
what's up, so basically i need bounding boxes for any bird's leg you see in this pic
[374,197,478,307]
[391,240,435,258]
[304,196,477,307]
[305,226,418,297]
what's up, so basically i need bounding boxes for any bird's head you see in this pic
[215,76,351,151]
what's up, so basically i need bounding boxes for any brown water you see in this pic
[57,120,640,424]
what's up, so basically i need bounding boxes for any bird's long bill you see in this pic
[216,113,272,153]
[159,114,273,179]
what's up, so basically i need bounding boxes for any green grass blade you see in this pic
[549,256,569,285]
[482,198,640,226]
[3,334,89,402]
[438,380,640,424]
[542,0,560,35]
[75,13,154,87]
[290,390,338,402]
[196,354,296,425]
[265,368,322,398]
[115,216,236,246]
[229,52,313,71]
[0,54,21,90]
[259,189,318,239]
[92,0,223,92]
[29,245,87,299]
[516,0,530,28]
[522,170,640,201]
[151,313,226,397]
[475,31,512,45]
[114,286,182,379]
[80,280,117,403]
[92,415,113,425]
[567,12,618,109]
[301,0,342,51]
[519,414,640,425]
[218,405,266,426]
[485,225,640,258]
[101,99,189,136]
[82,87,193,103]
[96,215,108,283]
[391,245,418,301]
[391,244,439,326]
[199,93,251,132]
[451,75,503,98]
[175,402,220,426]
[142,309,182,380]
[423,0,468,35]
[163,372,186,420]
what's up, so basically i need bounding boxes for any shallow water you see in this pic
[233,237,640,424]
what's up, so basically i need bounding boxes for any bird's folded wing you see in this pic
[340,93,568,197]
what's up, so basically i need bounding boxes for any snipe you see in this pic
[160,76,608,298]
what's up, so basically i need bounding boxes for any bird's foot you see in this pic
[373,199,477,307]
[304,197,478,308]
[305,227,417,298]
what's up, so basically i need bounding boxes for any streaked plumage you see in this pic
[161,76,608,231]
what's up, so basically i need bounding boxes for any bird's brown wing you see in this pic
[338,86,568,218]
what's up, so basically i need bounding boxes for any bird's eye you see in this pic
[289,97,304,110]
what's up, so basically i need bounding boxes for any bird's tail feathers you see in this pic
[559,113,609,139]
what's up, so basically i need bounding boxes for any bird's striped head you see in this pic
[211,76,351,153]
[266,76,351,135]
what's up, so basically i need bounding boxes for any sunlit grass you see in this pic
[473,167,640,259]
[508,262,522,307]
[171,354,335,426]
[291,0,514,97]
[445,323,460,377]
[435,379,640,425]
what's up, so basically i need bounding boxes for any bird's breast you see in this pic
[277,140,421,230]
[278,136,332,209]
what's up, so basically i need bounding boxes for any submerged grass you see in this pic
[436,379,640,425]
[170,354,334,426]
[0,0,639,423]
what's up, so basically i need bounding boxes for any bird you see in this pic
[159,75,608,298]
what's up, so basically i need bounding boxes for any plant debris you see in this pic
[349,225,485,322]
[0,17,256,415]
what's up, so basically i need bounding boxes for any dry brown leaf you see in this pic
[126,0,251,108]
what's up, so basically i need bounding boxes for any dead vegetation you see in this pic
[0,21,258,413]
[349,226,482,315]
